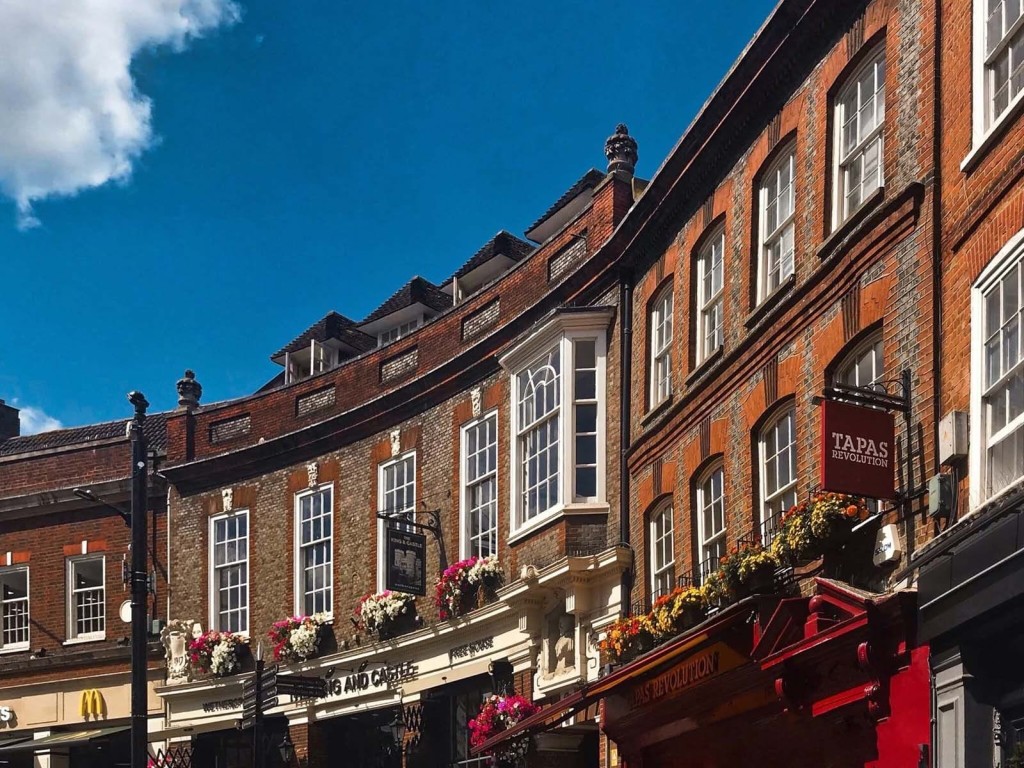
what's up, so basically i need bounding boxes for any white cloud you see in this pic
[17,405,64,436]
[0,0,239,228]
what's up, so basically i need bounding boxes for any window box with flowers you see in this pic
[469,693,540,767]
[650,586,707,640]
[598,614,657,665]
[355,591,419,641]
[435,556,504,620]
[267,613,330,664]
[770,493,869,565]
[188,630,248,678]
[718,544,780,600]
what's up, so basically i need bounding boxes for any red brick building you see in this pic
[0,399,169,768]
[152,130,642,768]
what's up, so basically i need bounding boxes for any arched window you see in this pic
[833,45,886,227]
[835,332,884,389]
[757,143,796,302]
[649,502,675,599]
[695,226,725,364]
[695,463,726,577]
[759,406,798,530]
[650,284,674,407]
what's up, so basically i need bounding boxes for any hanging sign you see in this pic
[820,399,896,499]
[385,527,426,596]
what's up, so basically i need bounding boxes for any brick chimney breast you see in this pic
[176,370,202,410]
[604,124,638,176]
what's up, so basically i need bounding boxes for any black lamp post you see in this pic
[276,734,295,765]
[128,392,149,768]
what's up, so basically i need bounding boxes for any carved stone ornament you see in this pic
[390,429,401,457]
[307,462,319,488]
[471,387,482,418]
[604,123,638,175]
[222,488,233,512]
[162,619,201,684]
[176,369,203,410]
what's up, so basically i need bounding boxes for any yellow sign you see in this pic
[80,689,105,719]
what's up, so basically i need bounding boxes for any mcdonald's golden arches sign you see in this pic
[80,689,105,719]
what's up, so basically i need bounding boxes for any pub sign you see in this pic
[385,527,426,596]
[820,399,896,499]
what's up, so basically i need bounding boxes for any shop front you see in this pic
[918,498,1024,767]
[477,580,929,768]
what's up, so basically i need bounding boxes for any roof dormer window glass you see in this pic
[378,318,421,347]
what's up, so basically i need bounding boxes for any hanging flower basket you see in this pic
[649,586,707,640]
[188,630,248,678]
[435,556,504,620]
[598,614,657,664]
[267,613,329,664]
[356,591,419,640]
[469,694,540,767]
[771,493,869,565]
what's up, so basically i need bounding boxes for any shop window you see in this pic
[649,283,674,407]
[972,231,1024,503]
[377,452,416,589]
[650,502,675,599]
[210,510,248,634]
[977,0,1024,140]
[757,144,796,302]
[833,45,886,227]
[759,406,798,530]
[0,567,29,651]
[695,227,725,364]
[836,332,885,389]
[68,556,105,641]
[296,485,333,617]
[696,463,726,576]
[505,315,608,535]
[461,412,498,559]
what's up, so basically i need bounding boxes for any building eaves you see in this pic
[271,311,375,360]
[361,277,453,325]
[446,231,536,283]
[524,169,605,241]
[0,412,168,457]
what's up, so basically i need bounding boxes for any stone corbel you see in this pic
[565,572,592,616]
[516,595,546,636]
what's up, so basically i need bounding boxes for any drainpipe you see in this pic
[619,270,634,615]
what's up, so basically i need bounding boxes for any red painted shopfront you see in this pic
[477,579,929,768]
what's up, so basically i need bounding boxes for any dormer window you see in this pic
[284,340,337,384]
[378,317,421,347]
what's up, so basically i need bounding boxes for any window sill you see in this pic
[745,274,796,330]
[0,645,29,656]
[508,502,609,545]
[818,187,885,262]
[641,395,674,427]
[962,95,1024,173]
[685,346,724,387]
[62,635,106,646]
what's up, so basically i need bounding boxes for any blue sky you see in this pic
[0,0,776,432]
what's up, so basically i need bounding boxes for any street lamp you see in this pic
[127,392,149,768]
[276,734,295,765]
[71,488,131,527]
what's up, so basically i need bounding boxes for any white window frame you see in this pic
[649,503,675,599]
[973,0,1024,150]
[378,318,421,347]
[500,309,611,539]
[67,555,105,642]
[294,484,334,618]
[377,451,417,591]
[209,509,249,635]
[649,284,674,407]
[460,411,499,560]
[759,407,798,530]
[832,46,886,228]
[0,567,29,652]
[836,332,885,389]
[971,227,1024,510]
[695,227,725,365]
[695,463,726,572]
[757,145,796,303]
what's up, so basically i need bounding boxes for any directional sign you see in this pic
[277,675,328,698]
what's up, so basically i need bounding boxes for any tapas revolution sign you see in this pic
[820,399,896,499]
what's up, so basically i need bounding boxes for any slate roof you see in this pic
[272,311,375,360]
[446,231,535,283]
[0,411,168,457]
[361,277,453,325]
[524,169,606,240]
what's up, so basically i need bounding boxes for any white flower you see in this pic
[289,624,319,660]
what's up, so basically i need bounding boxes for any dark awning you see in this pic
[0,725,129,752]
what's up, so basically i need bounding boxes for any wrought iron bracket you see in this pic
[376,508,449,572]
[820,368,911,413]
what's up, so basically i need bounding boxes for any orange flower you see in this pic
[846,504,860,517]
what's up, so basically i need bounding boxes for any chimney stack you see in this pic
[0,400,20,441]
[605,124,638,177]
[176,370,202,411]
